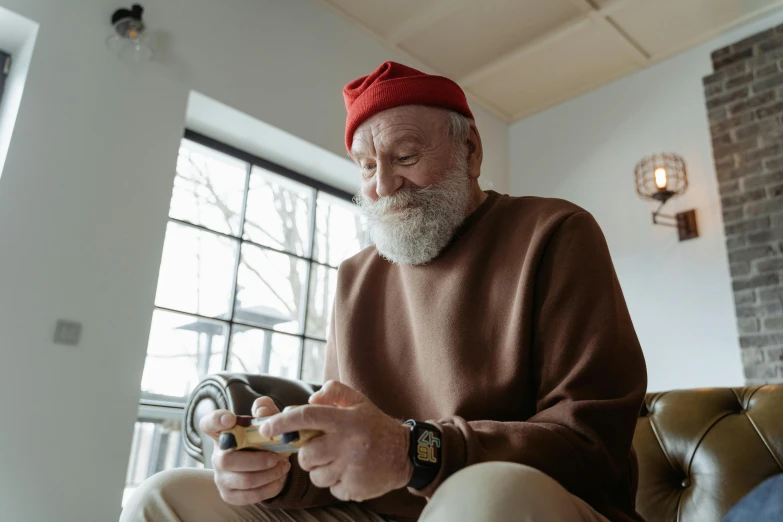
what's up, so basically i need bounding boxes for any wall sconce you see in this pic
[106,4,153,63]
[634,153,699,241]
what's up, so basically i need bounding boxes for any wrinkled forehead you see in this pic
[350,105,449,157]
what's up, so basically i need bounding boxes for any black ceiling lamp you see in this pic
[634,153,699,241]
[106,4,153,63]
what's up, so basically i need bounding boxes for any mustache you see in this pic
[354,186,426,218]
[354,179,456,218]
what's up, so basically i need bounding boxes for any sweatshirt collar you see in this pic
[454,190,500,236]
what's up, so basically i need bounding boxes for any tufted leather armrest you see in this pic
[182,372,320,466]
[634,385,783,522]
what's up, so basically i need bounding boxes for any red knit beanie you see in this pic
[343,61,474,151]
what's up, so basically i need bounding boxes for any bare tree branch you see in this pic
[181,155,300,318]
[238,250,296,317]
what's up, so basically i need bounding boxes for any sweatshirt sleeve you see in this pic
[410,211,647,513]
[261,307,342,510]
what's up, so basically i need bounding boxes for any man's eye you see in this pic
[362,164,376,171]
[399,155,415,162]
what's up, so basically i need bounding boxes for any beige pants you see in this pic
[120,462,610,522]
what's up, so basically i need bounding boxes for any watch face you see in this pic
[413,426,441,468]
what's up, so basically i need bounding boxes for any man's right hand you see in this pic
[199,396,292,505]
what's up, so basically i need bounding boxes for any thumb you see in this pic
[199,409,236,441]
[309,380,364,408]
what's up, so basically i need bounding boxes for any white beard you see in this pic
[354,157,473,266]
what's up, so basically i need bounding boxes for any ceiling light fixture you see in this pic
[106,4,153,63]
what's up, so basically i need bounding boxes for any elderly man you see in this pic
[122,62,647,522]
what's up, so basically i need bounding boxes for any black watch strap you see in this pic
[404,420,442,490]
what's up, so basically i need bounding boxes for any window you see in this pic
[124,131,368,503]
[123,406,203,507]
[0,51,10,105]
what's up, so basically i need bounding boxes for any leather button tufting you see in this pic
[634,385,783,522]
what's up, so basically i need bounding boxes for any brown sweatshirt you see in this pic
[263,191,648,522]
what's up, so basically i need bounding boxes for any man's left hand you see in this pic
[259,380,413,502]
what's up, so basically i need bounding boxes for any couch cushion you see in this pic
[634,385,783,522]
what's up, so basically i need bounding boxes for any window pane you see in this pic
[302,339,327,384]
[313,193,369,267]
[243,167,314,256]
[141,310,227,403]
[123,411,203,507]
[155,221,239,319]
[234,243,306,333]
[170,139,248,236]
[306,264,338,340]
[228,325,302,379]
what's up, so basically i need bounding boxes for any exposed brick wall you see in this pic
[704,26,783,384]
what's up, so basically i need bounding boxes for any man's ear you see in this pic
[467,122,483,180]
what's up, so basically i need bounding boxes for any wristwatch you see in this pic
[404,420,442,490]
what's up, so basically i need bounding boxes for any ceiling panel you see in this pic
[469,19,640,118]
[317,0,783,121]
[398,0,586,79]
[610,0,781,57]
[324,0,441,40]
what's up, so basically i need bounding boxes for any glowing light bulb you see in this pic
[654,167,667,189]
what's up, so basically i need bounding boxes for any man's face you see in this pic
[351,106,475,266]
[351,105,455,200]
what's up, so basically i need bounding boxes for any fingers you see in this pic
[309,380,364,408]
[212,448,287,473]
[199,410,236,441]
[199,395,279,441]
[260,404,343,438]
[252,396,280,418]
[309,463,342,489]
[213,452,292,505]
[330,481,355,502]
[217,474,289,506]
[296,436,336,471]
[216,459,291,490]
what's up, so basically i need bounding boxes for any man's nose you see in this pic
[375,162,404,198]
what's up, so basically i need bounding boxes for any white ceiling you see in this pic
[317,0,783,122]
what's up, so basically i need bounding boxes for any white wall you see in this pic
[510,12,783,392]
[0,1,508,521]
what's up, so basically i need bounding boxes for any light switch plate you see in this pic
[54,320,82,346]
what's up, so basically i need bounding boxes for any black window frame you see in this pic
[0,51,11,105]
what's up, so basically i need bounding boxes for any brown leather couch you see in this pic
[183,374,783,522]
